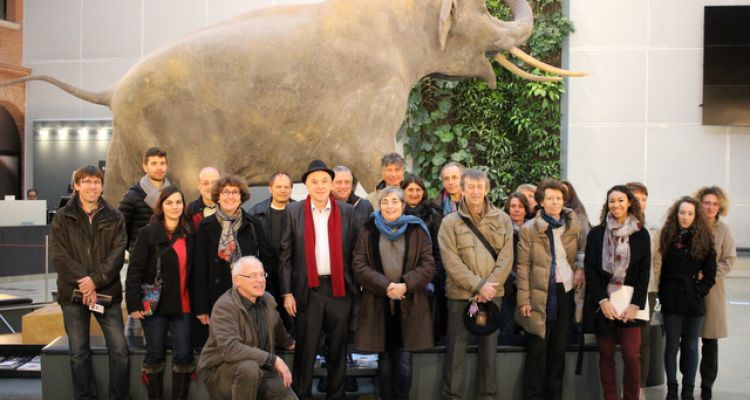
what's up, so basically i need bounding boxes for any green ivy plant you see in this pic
[399,0,574,205]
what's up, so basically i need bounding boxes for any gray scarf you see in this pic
[603,212,640,294]
[216,206,243,263]
[139,175,171,210]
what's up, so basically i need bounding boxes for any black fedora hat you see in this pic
[301,160,335,183]
[462,300,500,336]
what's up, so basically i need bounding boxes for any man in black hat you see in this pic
[437,168,513,400]
[279,160,359,400]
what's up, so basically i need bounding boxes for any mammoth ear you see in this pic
[439,0,456,51]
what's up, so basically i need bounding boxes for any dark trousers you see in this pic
[700,338,718,390]
[596,325,641,400]
[61,302,130,400]
[141,313,193,365]
[523,284,573,400]
[378,349,412,400]
[292,280,351,400]
[639,292,657,386]
[200,359,298,400]
[664,313,703,388]
[441,298,501,400]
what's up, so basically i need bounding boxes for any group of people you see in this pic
[49,147,736,400]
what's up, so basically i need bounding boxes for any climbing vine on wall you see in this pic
[399,0,574,204]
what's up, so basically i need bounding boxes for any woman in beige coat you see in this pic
[516,179,583,400]
[694,186,736,400]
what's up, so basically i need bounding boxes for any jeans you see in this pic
[61,302,130,400]
[378,350,412,400]
[141,313,193,365]
[663,313,704,388]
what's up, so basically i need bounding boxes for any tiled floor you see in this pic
[2,259,750,399]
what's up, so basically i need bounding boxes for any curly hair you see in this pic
[598,185,645,226]
[693,186,729,220]
[659,196,714,260]
[211,174,250,204]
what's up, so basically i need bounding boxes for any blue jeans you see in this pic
[141,313,193,365]
[61,302,130,400]
[663,313,704,388]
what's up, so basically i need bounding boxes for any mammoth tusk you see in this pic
[510,47,587,77]
[494,54,563,83]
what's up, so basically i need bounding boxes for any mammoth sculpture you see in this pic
[3,0,582,201]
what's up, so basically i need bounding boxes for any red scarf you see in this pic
[304,195,346,297]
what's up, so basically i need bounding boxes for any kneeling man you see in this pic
[198,256,297,400]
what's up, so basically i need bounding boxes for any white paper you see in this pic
[609,285,649,321]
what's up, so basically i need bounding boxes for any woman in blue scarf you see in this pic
[352,186,436,399]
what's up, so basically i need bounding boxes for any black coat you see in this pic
[404,202,444,290]
[658,236,716,316]
[187,196,212,232]
[193,211,271,315]
[279,199,359,313]
[118,184,153,252]
[125,222,193,316]
[346,194,374,229]
[51,195,127,304]
[583,224,651,335]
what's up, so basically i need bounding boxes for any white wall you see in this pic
[565,0,750,248]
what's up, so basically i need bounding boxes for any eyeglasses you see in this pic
[238,272,268,280]
[221,190,242,197]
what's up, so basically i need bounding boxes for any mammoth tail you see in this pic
[0,75,112,107]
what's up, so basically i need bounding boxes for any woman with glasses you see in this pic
[693,186,736,400]
[352,186,435,399]
[126,186,195,399]
[193,174,271,342]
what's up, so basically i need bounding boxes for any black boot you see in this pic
[700,386,712,400]
[681,385,695,400]
[142,363,165,400]
[171,362,195,400]
[666,383,679,400]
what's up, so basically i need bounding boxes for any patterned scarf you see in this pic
[304,195,346,297]
[139,175,171,210]
[215,206,243,263]
[441,190,459,215]
[373,210,431,244]
[603,212,641,294]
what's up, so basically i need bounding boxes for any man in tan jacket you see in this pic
[437,168,513,400]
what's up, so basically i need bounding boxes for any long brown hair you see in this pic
[659,196,714,260]
[152,186,191,235]
[598,185,645,226]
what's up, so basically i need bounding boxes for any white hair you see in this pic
[230,256,264,284]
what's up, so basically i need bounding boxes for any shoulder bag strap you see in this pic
[459,215,498,260]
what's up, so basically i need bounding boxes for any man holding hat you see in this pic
[279,160,359,400]
[437,168,513,400]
